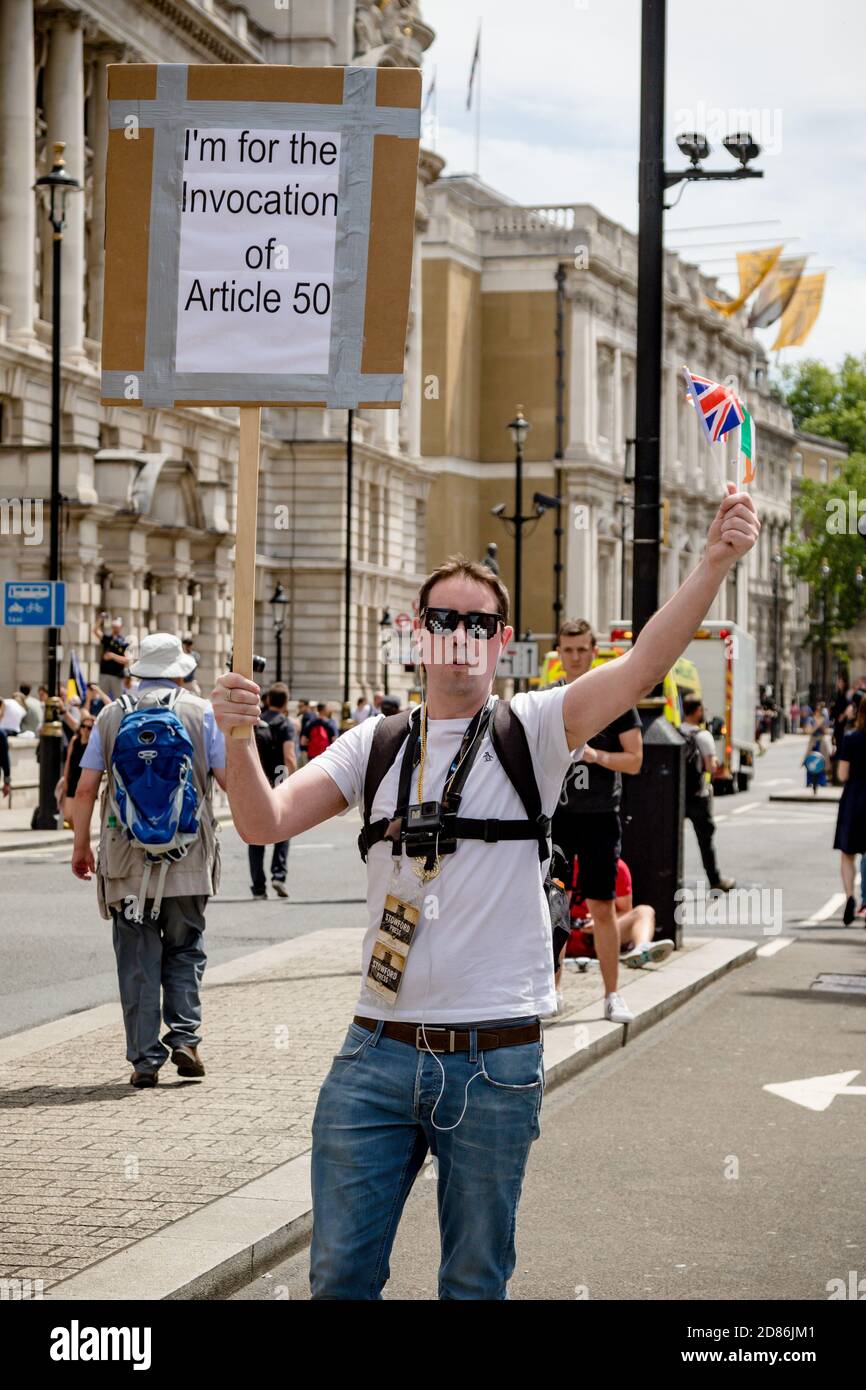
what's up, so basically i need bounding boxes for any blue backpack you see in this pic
[110,688,202,922]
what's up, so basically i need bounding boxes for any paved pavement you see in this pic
[240,928,865,1301]
[0,731,859,1298]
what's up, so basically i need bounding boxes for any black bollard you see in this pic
[620,697,685,948]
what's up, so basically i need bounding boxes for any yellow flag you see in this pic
[705,245,782,317]
[771,274,825,350]
[748,255,807,329]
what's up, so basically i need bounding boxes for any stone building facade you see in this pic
[0,0,435,703]
[419,174,799,709]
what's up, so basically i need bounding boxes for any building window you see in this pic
[818,458,828,481]
[793,451,803,477]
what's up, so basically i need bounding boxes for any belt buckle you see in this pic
[415,1025,454,1053]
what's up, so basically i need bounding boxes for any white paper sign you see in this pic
[175,127,341,375]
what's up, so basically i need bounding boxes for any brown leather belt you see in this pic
[353,1015,541,1054]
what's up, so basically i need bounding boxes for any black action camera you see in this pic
[227,651,267,674]
[403,800,457,859]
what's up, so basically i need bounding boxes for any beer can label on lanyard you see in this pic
[366,893,421,1003]
[366,853,431,1004]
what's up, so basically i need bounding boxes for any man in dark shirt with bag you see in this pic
[550,620,643,1024]
[249,683,297,899]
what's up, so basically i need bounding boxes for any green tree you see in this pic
[780,353,866,455]
[786,453,866,640]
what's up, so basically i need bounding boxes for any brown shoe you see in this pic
[171,1044,205,1078]
[130,1070,158,1088]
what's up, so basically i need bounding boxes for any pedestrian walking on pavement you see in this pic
[212,484,760,1300]
[301,702,336,758]
[803,718,832,793]
[71,632,226,1088]
[833,698,866,925]
[249,682,297,900]
[56,713,95,827]
[681,694,735,893]
[549,618,644,1024]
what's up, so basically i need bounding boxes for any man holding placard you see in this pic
[211,485,759,1299]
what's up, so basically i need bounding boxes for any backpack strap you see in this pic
[488,698,550,864]
[358,708,415,861]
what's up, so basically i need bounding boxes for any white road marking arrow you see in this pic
[763,1070,866,1112]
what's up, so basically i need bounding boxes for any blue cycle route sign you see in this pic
[3,581,66,627]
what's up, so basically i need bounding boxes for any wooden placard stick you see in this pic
[230,405,261,740]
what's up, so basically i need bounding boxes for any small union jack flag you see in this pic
[681,367,745,445]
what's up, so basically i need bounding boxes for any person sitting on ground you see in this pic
[547,855,672,1015]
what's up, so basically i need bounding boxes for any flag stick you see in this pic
[475,24,482,176]
[230,405,261,740]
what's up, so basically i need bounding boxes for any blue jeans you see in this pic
[110,894,207,1073]
[309,1016,544,1300]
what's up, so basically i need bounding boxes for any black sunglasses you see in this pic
[421,607,504,640]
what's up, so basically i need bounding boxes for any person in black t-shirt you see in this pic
[92,615,131,700]
[249,684,297,899]
[549,620,643,1025]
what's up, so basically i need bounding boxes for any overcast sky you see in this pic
[420,0,866,372]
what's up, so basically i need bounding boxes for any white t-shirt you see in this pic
[0,700,25,733]
[315,686,577,1023]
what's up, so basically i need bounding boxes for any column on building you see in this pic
[564,493,597,625]
[40,10,86,360]
[192,543,232,693]
[665,365,679,480]
[87,44,122,344]
[567,296,594,456]
[0,0,36,341]
[612,345,623,466]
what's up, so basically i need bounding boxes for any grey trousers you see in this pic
[110,894,208,1074]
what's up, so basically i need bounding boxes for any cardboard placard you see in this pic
[101,64,421,409]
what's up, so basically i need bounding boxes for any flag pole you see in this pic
[475,23,482,177]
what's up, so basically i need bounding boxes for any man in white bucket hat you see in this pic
[71,633,227,1088]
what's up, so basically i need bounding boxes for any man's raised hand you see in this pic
[210,673,262,735]
[705,483,761,571]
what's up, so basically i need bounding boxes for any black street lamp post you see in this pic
[270,583,289,684]
[624,0,763,942]
[379,608,393,696]
[820,562,831,705]
[509,407,530,642]
[490,409,560,692]
[771,552,783,739]
[32,142,81,831]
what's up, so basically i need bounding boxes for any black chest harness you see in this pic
[357,699,551,869]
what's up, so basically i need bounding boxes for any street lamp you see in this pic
[378,608,393,695]
[31,142,81,831]
[820,562,831,706]
[270,583,289,684]
[625,0,765,946]
[771,552,783,738]
[507,406,530,641]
